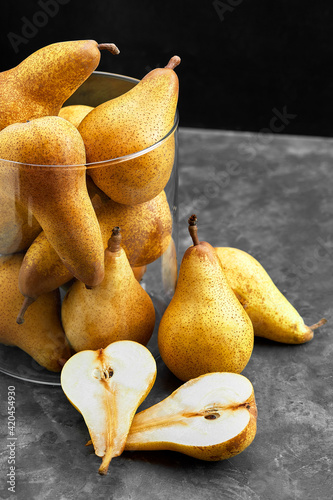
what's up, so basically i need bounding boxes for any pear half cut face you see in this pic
[61,340,157,475]
[125,372,257,461]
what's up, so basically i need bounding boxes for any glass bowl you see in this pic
[0,71,179,385]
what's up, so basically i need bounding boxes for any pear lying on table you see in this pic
[61,227,156,352]
[0,40,119,131]
[79,56,180,205]
[215,247,327,344]
[126,372,257,461]
[61,340,157,475]
[58,104,94,128]
[158,215,254,381]
[0,254,71,372]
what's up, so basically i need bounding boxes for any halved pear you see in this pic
[125,372,257,461]
[60,340,157,475]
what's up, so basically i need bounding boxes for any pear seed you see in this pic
[205,413,220,420]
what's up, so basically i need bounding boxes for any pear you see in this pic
[0,190,41,254]
[58,104,94,128]
[96,189,172,267]
[79,56,180,205]
[0,116,105,321]
[158,215,254,382]
[0,254,71,372]
[60,340,157,475]
[0,40,119,131]
[126,372,257,461]
[61,227,156,352]
[215,247,327,344]
[17,189,172,321]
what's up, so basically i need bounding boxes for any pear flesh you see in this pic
[215,247,327,344]
[60,340,157,475]
[126,372,257,461]
[158,216,254,382]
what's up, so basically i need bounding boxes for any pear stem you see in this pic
[98,43,120,55]
[165,55,181,70]
[16,296,36,324]
[309,318,327,331]
[107,227,122,253]
[188,214,200,246]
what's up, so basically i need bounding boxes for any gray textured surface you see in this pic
[0,128,332,500]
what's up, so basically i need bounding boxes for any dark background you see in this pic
[1,0,333,137]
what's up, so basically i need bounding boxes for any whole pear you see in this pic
[126,372,257,461]
[0,116,105,322]
[58,104,94,128]
[158,215,254,382]
[215,247,327,344]
[0,189,41,254]
[61,227,156,352]
[0,254,71,372]
[0,40,119,131]
[79,56,180,205]
[61,340,157,475]
[17,189,172,322]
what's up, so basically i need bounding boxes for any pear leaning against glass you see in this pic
[17,188,172,322]
[0,39,119,131]
[158,215,254,382]
[0,116,105,323]
[215,247,327,344]
[79,55,180,205]
[0,254,71,372]
[61,341,157,475]
[126,372,257,461]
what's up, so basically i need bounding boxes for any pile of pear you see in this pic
[0,39,180,370]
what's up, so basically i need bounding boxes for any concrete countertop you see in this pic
[0,127,332,500]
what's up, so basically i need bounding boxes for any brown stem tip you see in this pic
[16,296,36,324]
[309,318,327,331]
[98,43,120,55]
[107,226,122,253]
[165,55,181,70]
[188,214,200,246]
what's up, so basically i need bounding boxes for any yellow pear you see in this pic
[126,372,257,461]
[61,340,157,475]
[0,190,41,254]
[79,56,180,205]
[61,227,156,352]
[0,116,105,321]
[58,104,94,128]
[17,189,172,322]
[0,40,119,131]
[158,215,254,382]
[0,254,71,372]
[215,247,327,343]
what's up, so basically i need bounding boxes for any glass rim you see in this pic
[0,70,179,169]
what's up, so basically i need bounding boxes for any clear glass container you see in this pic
[0,71,179,385]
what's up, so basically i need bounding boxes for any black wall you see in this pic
[2,0,333,137]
